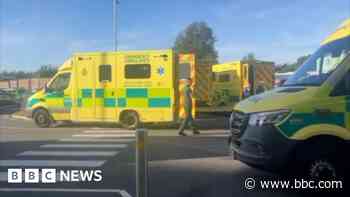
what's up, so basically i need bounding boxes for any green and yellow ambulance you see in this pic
[26,49,196,128]
[209,60,274,109]
[229,18,350,178]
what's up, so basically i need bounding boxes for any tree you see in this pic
[174,22,218,65]
[242,53,256,61]
[35,65,57,78]
[278,54,311,73]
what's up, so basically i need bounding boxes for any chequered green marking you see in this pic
[149,98,171,107]
[74,88,172,108]
[278,113,345,137]
[45,91,64,98]
[104,98,116,107]
[126,88,148,98]
[118,98,126,107]
[27,98,40,107]
[95,89,104,98]
[64,98,72,107]
[81,89,92,98]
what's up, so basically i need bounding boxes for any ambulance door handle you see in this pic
[313,108,331,116]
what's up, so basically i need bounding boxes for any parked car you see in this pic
[0,89,20,114]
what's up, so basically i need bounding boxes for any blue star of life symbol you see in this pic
[157,66,165,76]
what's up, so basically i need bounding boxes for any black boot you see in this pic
[193,129,200,135]
[179,132,187,136]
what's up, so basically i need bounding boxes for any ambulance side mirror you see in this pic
[331,71,350,96]
[344,73,350,94]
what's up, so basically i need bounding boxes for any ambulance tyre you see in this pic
[120,111,139,130]
[33,108,52,128]
[294,136,345,180]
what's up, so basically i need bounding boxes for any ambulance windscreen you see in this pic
[284,35,350,87]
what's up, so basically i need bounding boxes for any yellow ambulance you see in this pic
[229,18,350,178]
[209,60,274,109]
[26,50,195,129]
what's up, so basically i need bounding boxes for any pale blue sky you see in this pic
[0,0,349,71]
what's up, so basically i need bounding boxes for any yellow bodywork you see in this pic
[211,61,249,104]
[27,49,184,123]
[234,18,350,141]
[321,18,350,45]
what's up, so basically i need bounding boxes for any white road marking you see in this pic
[0,160,105,167]
[0,188,132,197]
[72,134,135,138]
[83,130,135,134]
[17,151,119,157]
[40,144,128,148]
[59,138,135,142]
[195,134,228,137]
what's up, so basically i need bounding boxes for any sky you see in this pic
[0,0,349,71]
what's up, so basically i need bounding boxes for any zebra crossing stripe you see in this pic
[40,144,128,148]
[83,130,135,134]
[17,151,119,157]
[72,134,135,138]
[0,160,105,167]
[58,138,135,142]
[0,188,132,197]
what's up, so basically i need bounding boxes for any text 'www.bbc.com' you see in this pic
[244,177,343,191]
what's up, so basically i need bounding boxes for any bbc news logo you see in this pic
[8,169,103,183]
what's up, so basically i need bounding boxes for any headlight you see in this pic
[248,109,290,127]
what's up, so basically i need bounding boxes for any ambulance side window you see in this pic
[99,65,112,82]
[125,64,151,79]
[48,73,71,92]
[218,72,231,82]
[331,71,350,96]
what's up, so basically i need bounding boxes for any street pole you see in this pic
[113,0,119,51]
[136,128,148,197]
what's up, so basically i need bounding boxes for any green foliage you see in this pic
[35,65,57,78]
[277,55,311,73]
[0,70,33,80]
[0,64,57,80]
[174,21,218,65]
[242,53,256,61]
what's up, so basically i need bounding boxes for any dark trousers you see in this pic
[178,113,197,133]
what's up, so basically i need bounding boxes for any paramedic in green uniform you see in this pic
[178,79,200,136]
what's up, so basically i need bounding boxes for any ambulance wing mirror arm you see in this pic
[44,83,52,93]
[43,84,48,93]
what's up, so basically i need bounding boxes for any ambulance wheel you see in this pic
[294,136,345,180]
[33,109,52,128]
[120,111,139,130]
